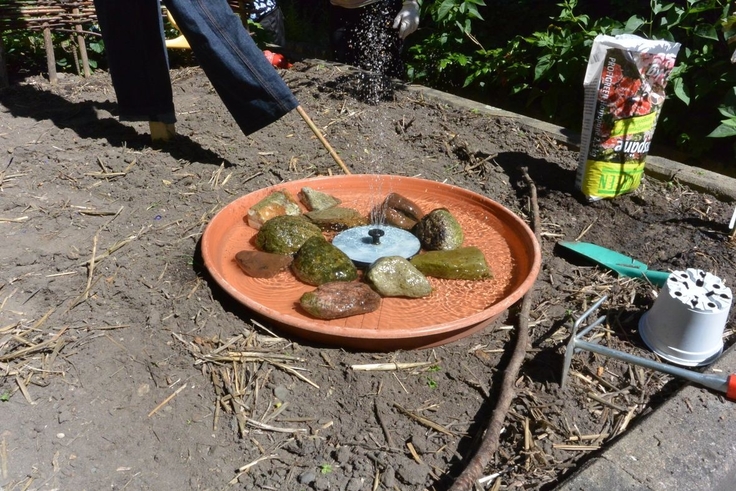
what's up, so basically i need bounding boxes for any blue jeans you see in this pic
[93,0,298,135]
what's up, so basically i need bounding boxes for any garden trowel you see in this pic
[557,241,671,287]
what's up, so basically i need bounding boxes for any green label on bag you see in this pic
[610,111,657,138]
[582,160,646,197]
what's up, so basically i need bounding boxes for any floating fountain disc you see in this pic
[201,175,541,351]
[332,225,421,265]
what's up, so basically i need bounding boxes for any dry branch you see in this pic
[448,167,540,490]
[147,384,187,418]
[352,361,436,371]
[393,403,455,436]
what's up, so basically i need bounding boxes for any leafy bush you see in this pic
[1,28,106,75]
[408,0,736,161]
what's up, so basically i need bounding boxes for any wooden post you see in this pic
[71,34,81,75]
[73,8,91,77]
[43,26,57,84]
[0,35,9,89]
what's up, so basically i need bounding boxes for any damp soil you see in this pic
[1,60,735,491]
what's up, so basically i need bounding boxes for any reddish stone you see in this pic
[235,250,293,278]
[300,282,381,319]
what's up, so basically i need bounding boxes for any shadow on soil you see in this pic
[0,83,234,167]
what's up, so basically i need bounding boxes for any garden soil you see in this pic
[1,60,735,491]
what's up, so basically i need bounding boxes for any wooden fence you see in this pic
[0,1,250,89]
[0,0,99,87]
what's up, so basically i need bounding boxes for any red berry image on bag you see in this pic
[576,34,680,201]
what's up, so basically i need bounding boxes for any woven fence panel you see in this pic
[0,1,97,32]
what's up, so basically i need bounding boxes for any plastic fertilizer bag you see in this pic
[576,34,680,201]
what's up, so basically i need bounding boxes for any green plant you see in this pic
[426,376,438,389]
[408,0,736,161]
[1,28,106,75]
[0,390,10,402]
[709,87,736,137]
[406,0,487,85]
[319,463,333,474]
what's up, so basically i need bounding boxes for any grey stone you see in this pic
[346,477,364,491]
[273,385,290,401]
[298,470,316,485]
[366,256,432,298]
[298,187,341,211]
[381,466,396,488]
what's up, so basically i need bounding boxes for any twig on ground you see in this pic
[15,374,35,405]
[448,167,540,490]
[374,400,396,449]
[0,325,68,362]
[351,361,437,371]
[0,216,29,223]
[228,454,278,485]
[147,384,187,418]
[244,417,306,434]
[393,403,455,436]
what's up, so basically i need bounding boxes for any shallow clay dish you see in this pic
[201,175,540,350]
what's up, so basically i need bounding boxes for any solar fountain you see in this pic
[201,175,540,350]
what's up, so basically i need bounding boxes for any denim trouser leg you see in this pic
[93,0,176,123]
[164,0,299,135]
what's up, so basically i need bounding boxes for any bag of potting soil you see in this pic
[576,34,680,201]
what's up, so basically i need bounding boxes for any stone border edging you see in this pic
[406,84,736,203]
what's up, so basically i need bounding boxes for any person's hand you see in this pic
[392,1,419,39]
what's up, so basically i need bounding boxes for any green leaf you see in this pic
[466,5,484,20]
[693,24,718,41]
[436,0,455,21]
[89,41,104,54]
[707,120,736,138]
[652,1,674,15]
[671,78,691,105]
[534,55,553,81]
[718,106,736,118]
[623,15,646,33]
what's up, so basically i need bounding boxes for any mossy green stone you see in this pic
[410,246,492,280]
[254,215,323,254]
[366,256,432,298]
[292,236,358,286]
[305,207,369,231]
[413,208,464,251]
[298,187,342,211]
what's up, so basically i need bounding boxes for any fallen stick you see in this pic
[393,403,455,436]
[352,361,436,371]
[448,167,540,491]
[296,105,351,175]
[147,384,187,418]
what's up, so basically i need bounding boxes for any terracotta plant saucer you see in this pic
[201,175,541,350]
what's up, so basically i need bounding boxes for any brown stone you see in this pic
[234,250,293,278]
[300,282,381,319]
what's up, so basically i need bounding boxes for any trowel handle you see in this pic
[728,374,736,401]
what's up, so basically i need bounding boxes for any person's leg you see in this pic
[329,5,361,67]
[92,0,176,126]
[257,6,286,47]
[163,0,298,135]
